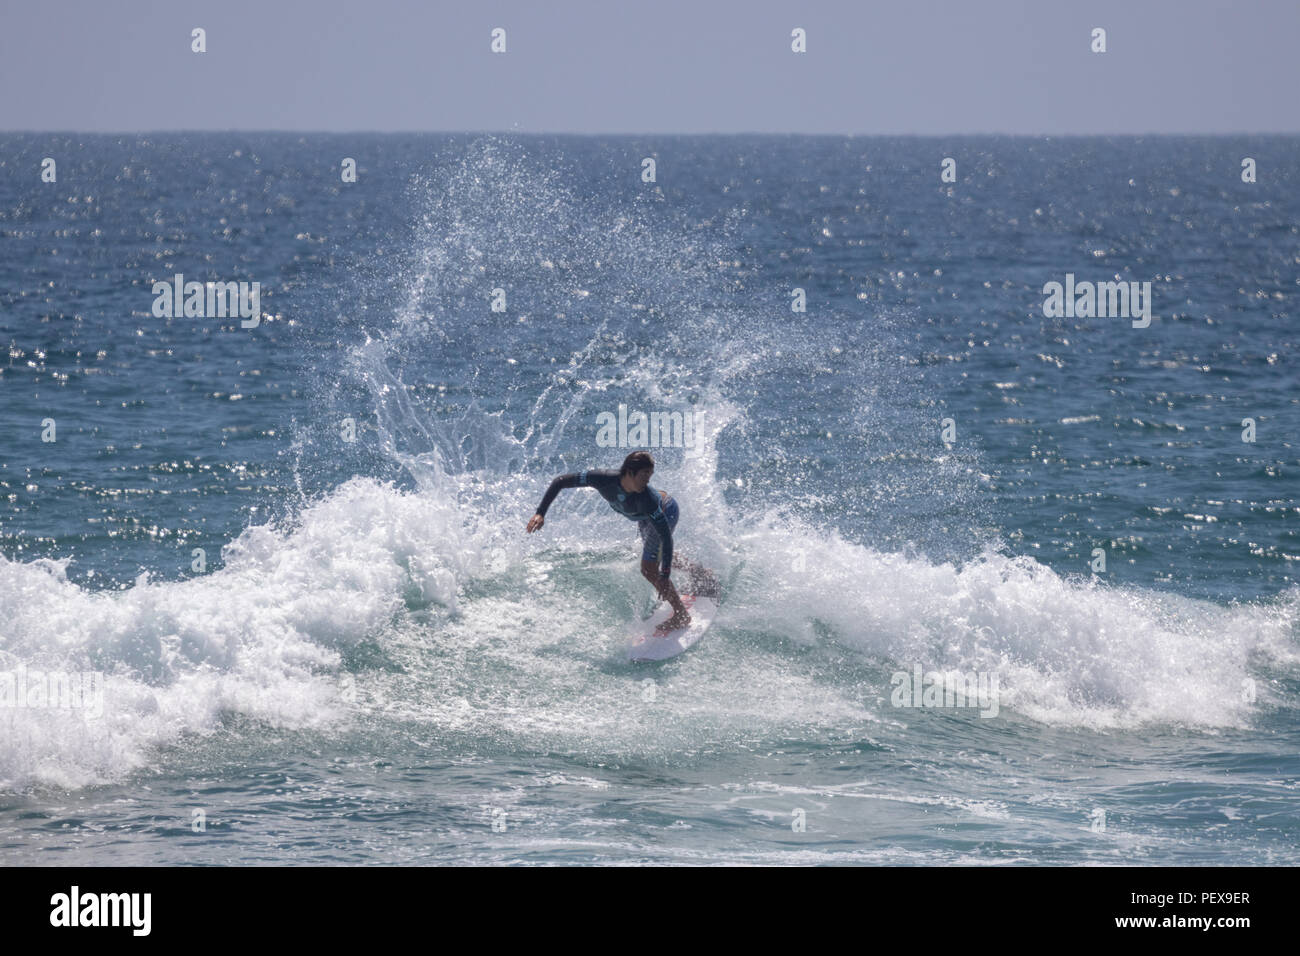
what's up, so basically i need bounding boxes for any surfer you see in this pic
[526,450,718,631]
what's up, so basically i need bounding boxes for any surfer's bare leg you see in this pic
[672,554,720,599]
[641,559,690,628]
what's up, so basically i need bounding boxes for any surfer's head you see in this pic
[620,450,654,492]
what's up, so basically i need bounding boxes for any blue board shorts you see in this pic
[638,495,679,564]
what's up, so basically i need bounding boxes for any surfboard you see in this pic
[628,595,716,662]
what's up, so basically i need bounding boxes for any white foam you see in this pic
[0,476,487,790]
[5,447,1295,793]
[724,512,1300,730]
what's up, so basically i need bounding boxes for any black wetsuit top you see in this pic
[535,469,673,574]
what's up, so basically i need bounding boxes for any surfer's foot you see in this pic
[659,612,691,633]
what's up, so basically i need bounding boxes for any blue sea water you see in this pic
[0,133,1297,864]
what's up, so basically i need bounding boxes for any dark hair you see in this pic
[620,450,655,476]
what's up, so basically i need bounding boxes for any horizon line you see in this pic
[4,129,1299,137]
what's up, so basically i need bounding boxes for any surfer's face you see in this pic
[629,467,653,492]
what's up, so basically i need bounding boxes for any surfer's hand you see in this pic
[526,513,544,533]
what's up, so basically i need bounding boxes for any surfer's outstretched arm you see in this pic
[526,472,583,532]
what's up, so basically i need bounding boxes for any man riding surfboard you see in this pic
[526,450,718,632]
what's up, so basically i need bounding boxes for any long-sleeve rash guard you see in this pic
[535,469,674,574]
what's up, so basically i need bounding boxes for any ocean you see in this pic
[0,133,1296,864]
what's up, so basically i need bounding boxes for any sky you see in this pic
[1,0,1298,134]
